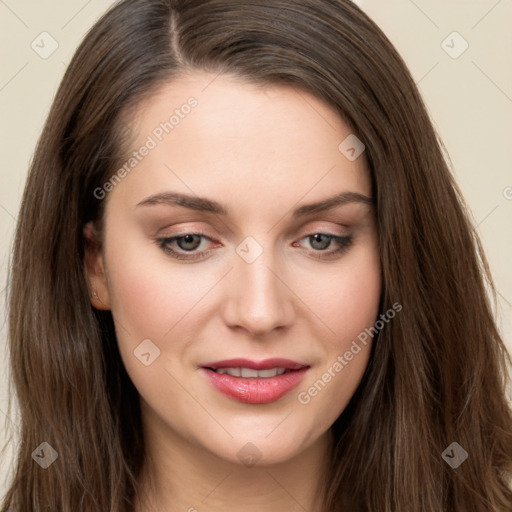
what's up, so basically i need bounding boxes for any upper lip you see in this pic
[201,358,309,371]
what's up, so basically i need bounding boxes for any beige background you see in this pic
[1,0,511,497]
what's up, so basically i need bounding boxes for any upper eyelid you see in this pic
[157,221,350,240]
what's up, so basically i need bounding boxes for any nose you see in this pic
[221,245,295,337]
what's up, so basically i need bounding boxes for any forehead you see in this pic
[106,72,370,215]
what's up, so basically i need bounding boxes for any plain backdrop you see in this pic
[1,0,511,497]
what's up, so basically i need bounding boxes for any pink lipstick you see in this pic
[201,358,309,404]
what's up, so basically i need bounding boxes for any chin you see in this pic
[201,426,323,469]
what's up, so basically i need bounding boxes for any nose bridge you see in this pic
[223,236,294,335]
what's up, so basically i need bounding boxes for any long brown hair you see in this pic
[3,0,512,510]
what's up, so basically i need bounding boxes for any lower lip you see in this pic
[202,367,308,404]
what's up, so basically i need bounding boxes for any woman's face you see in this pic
[85,72,381,466]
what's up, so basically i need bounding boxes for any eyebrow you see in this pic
[136,191,374,216]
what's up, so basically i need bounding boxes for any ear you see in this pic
[83,221,111,310]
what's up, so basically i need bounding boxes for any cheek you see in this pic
[295,246,381,413]
[102,234,224,369]
[300,246,381,345]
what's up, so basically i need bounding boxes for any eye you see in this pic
[156,231,353,262]
[294,233,353,259]
[156,232,215,261]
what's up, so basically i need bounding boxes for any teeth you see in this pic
[241,368,259,378]
[214,367,287,378]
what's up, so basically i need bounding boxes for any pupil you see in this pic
[179,234,200,251]
[311,234,330,250]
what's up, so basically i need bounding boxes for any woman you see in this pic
[3,0,512,511]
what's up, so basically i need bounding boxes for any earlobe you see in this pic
[83,221,111,310]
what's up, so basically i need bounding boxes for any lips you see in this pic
[200,358,309,404]
[204,357,307,369]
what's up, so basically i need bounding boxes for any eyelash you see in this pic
[156,231,353,261]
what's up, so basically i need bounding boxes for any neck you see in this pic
[135,404,334,512]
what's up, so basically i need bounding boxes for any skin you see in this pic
[84,72,381,512]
